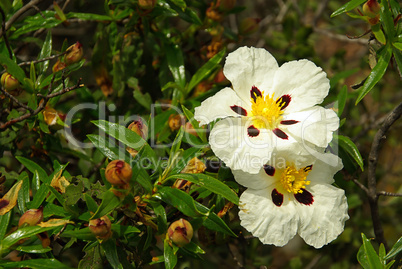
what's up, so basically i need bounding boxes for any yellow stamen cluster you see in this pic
[280,165,311,194]
[250,92,284,130]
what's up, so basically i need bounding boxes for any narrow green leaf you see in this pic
[15,156,48,181]
[360,233,383,269]
[335,85,348,117]
[331,0,366,17]
[47,185,65,205]
[0,258,72,269]
[333,134,364,171]
[90,191,120,220]
[356,45,392,104]
[148,201,168,234]
[187,49,226,93]
[84,194,98,213]
[66,12,113,21]
[156,187,202,218]
[372,23,386,45]
[170,147,201,175]
[16,244,52,254]
[0,211,11,241]
[60,227,96,240]
[78,244,103,269]
[357,244,371,269]
[393,42,402,51]
[37,30,52,75]
[392,47,402,78]
[0,54,28,89]
[165,43,186,89]
[111,224,140,237]
[0,226,55,254]
[87,134,124,161]
[101,239,123,269]
[379,243,386,264]
[164,238,178,269]
[181,105,207,142]
[167,173,239,205]
[380,0,395,40]
[17,172,30,212]
[28,184,50,209]
[385,236,402,260]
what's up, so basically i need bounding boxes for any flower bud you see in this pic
[105,160,133,186]
[43,107,58,126]
[167,219,193,247]
[168,114,185,131]
[128,119,148,140]
[1,72,19,91]
[363,0,381,18]
[18,208,44,227]
[64,42,83,65]
[89,215,112,240]
[138,0,156,10]
[52,60,67,73]
[238,18,261,36]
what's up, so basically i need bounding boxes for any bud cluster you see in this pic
[53,42,84,73]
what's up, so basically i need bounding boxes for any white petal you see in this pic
[307,153,343,184]
[209,117,273,174]
[223,47,279,103]
[232,168,274,189]
[297,184,349,248]
[239,188,298,247]
[285,106,339,148]
[272,60,330,113]
[194,87,249,126]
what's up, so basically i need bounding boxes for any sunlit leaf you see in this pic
[331,0,366,17]
[0,180,23,215]
[333,134,364,171]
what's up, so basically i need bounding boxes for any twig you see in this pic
[0,0,44,36]
[0,87,34,113]
[0,78,83,130]
[17,51,69,67]
[313,27,369,45]
[377,191,402,197]
[352,178,369,194]
[367,102,402,249]
[0,7,13,58]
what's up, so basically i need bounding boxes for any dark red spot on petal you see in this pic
[247,125,260,137]
[271,189,284,207]
[263,164,275,176]
[250,86,262,102]
[294,189,314,205]
[230,105,247,116]
[280,120,299,125]
[303,165,313,172]
[276,94,291,110]
[273,128,288,140]
[0,199,9,209]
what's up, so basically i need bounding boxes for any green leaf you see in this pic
[37,30,52,77]
[66,12,113,21]
[358,233,383,269]
[16,244,52,254]
[90,190,120,220]
[329,68,359,89]
[0,226,55,254]
[393,42,402,51]
[181,105,207,142]
[11,11,61,38]
[17,172,30,212]
[392,47,402,78]
[15,156,48,181]
[148,201,168,234]
[0,258,72,269]
[0,211,11,241]
[380,0,395,40]
[111,224,140,237]
[0,54,29,89]
[333,134,364,171]
[60,227,96,240]
[187,49,226,94]
[356,44,392,104]
[92,120,158,169]
[335,85,348,117]
[84,194,99,213]
[331,0,366,17]
[164,238,178,269]
[78,244,103,269]
[170,0,186,10]
[170,147,202,175]
[156,187,202,218]
[28,184,50,209]
[166,173,239,205]
[165,43,186,89]
[87,134,123,161]
[385,236,402,260]
[372,23,386,45]
[194,202,237,237]
[101,239,123,269]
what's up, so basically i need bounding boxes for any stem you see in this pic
[0,7,13,58]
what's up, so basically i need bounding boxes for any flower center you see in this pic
[250,92,284,130]
[280,165,311,194]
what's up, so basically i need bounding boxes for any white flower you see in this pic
[194,46,339,173]
[233,152,349,249]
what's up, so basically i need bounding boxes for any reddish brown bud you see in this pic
[363,0,381,18]
[52,60,67,73]
[128,119,148,140]
[138,0,156,10]
[64,42,83,65]
[105,160,133,186]
[238,18,261,36]
[18,208,44,227]
[167,219,193,247]
[168,114,185,131]
[89,215,112,240]
[1,72,19,91]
